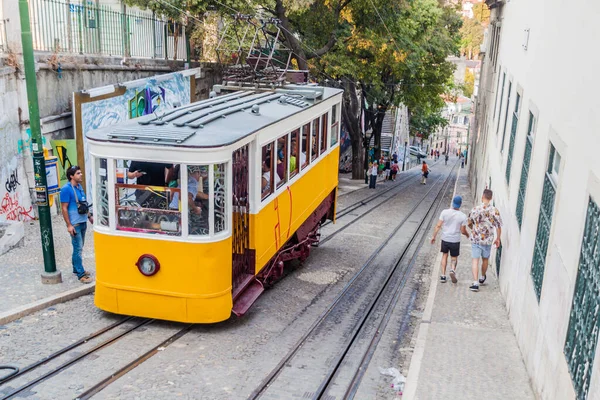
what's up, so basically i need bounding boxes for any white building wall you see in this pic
[472,1,600,399]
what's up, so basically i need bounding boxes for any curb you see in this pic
[402,165,462,399]
[0,284,95,325]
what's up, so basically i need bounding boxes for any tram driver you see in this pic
[127,161,173,208]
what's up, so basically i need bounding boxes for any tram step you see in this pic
[232,278,264,317]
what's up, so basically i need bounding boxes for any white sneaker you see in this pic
[449,269,457,283]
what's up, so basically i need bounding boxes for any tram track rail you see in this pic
[331,159,441,224]
[320,160,441,245]
[248,161,458,400]
[0,318,154,400]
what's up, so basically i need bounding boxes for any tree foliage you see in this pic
[126,0,462,179]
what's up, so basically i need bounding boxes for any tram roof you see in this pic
[86,84,343,149]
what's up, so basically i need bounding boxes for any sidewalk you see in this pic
[0,214,96,324]
[403,169,535,399]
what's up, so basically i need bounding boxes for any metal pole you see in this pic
[364,135,369,184]
[402,141,407,171]
[19,0,61,284]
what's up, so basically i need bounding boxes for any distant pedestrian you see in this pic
[430,149,434,159]
[390,162,399,181]
[445,153,449,165]
[431,195,468,283]
[384,158,391,181]
[369,161,378,189]
[421,161,429,184]
[60,166,93,284]
[460,153,465,168]
[464,189,503,292]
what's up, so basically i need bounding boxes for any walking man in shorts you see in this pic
[465,189,503,292]
[430,195,468,283]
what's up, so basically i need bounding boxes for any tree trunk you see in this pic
[341,79,364,180]
[372,106,386,161]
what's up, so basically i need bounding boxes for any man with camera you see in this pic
[60,166,93,284]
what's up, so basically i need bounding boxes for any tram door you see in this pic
[231,145,253,294]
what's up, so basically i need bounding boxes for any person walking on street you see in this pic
[431,195,468,283]
[60,166,93,283]
[460,153,465,168]
[369,161,378,189]
[464,189,503,292]
[445,153,449,165]
[421,161,429,184]
[390,161,399,181]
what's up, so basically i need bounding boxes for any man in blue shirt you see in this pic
[60,166,92,283]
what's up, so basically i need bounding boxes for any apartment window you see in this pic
[505,93,521,183]
[492,68,502,118]
[564,198,600,400]
[500,81,512,150]
[496,73,506,129]
[516,112,536,228]
[531,144,559,300]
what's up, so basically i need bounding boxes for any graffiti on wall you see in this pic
[50,139,78,186]
[128,87,166,119]
[0,157,34,222]
[338,125,352,173]
[18,128,47,155]
[79,73,193,196]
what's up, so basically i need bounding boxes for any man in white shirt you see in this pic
[430,195,469,283]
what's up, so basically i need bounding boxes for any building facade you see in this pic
[470,1,600,399]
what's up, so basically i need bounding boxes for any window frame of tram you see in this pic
[331,104,340,147]
[276,135,288,189]
[311,117,320,162]
[261,141,276,200]
[320,113,328,155]
[530,143,560,301]
[290,128,301,178]
[301,122,311,170]
[564,197,600,400]
[103,158,228,239]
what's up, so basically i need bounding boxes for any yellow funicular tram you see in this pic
[87,84,343,323]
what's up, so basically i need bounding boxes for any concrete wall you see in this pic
[0,67,33,222]
[471,1,600,399]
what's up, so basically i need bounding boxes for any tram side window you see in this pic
[95,157,109,227]
[301,123,310,170]
[214,163,227,234]
[320,113,328,155]
[331,104,340,146]
[186,165,210,236]
[311,118,320,161]
[114,160,181,235]
[276,135,288,188]
[290,128,300,178]
[261,142,278,200]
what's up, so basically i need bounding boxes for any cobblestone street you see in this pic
[0,162,534,399]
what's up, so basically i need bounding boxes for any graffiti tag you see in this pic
[0,193,34,221]
[4,169,20,193]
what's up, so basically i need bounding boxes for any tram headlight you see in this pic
[136,254,160,276]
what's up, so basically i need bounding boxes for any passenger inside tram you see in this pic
[126,161,173,208]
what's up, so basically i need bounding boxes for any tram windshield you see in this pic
[95,158,228,238]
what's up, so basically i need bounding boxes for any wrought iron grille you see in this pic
[531,173,556,300]
[564,198,600,400]
[500,81,512,149]
[516,136,533,228]
[495,244,502,277]
[505,94,520,183]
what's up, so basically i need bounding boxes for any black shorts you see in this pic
[441,240,460,257]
